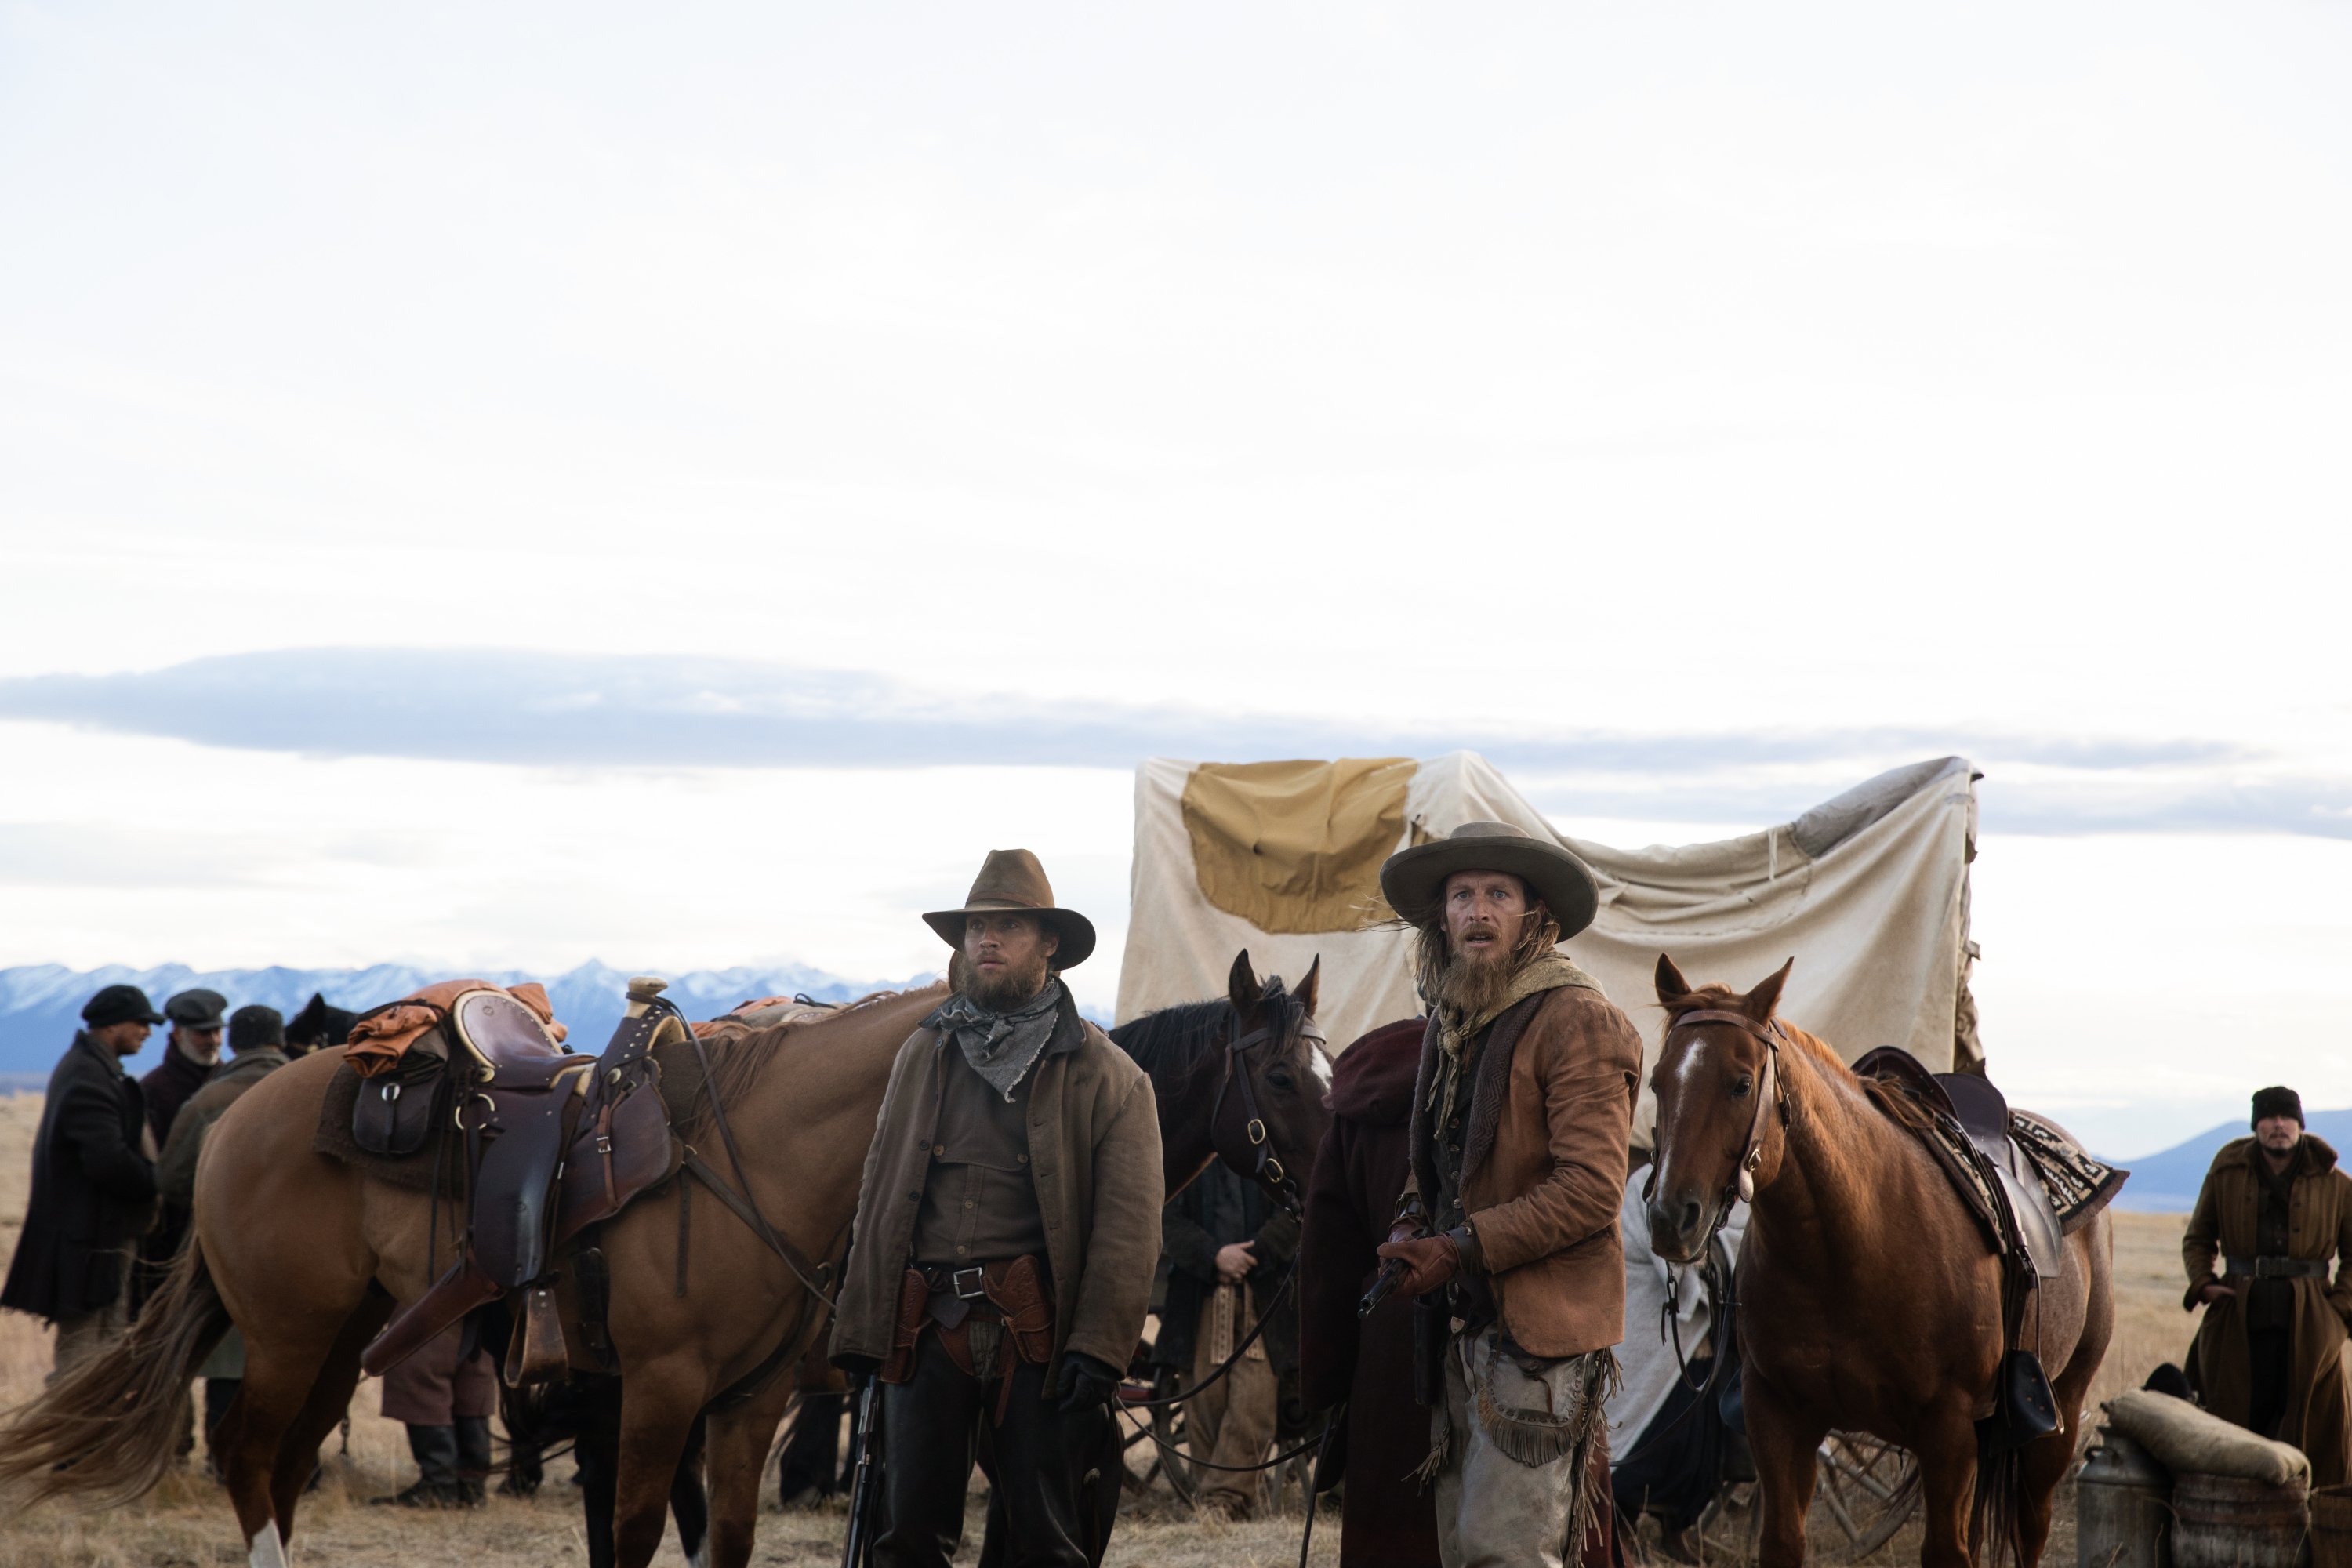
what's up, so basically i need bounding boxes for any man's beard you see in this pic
[958,949,1054,1012]
[1431,927,1523,1019]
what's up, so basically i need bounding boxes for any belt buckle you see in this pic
[951,1266,987,1301]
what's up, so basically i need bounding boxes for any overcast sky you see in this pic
[2,2,2347,1157]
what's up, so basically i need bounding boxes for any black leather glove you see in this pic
[1055,1352,1123,1412]
[833,1353,883,1383]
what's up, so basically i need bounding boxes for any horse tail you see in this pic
[0,1238,232,1510]
[1970,1417,2028,1568]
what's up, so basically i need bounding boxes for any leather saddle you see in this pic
[1850,1047,2063,1280]
[359,978,685,1385]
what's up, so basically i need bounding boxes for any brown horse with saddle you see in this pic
[0,942,1330,1568]
[1646,954,2122,1568]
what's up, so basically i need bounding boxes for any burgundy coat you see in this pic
[1301,1019,1441,1568]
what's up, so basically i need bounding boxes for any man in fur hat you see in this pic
[830,849,1163,1568]
[1373,822,1642,1568]
[2184,1085,2352,1483]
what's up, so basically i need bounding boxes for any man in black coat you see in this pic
[2,985,165,1381]
[141,987,227,1147]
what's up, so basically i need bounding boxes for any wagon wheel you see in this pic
[1687,1436,1918,1566]
[1689,1475,1759,1564]
[1120,1414,1163,1494]
[1813,1433,1920,1563]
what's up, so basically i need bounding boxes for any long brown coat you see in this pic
[2183,1133,2352,1485]
[1408,974,1645,1359]
[829,989,1164,1387]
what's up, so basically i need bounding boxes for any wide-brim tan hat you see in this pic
[1379,821,1600,938]
[923,848,1097,969]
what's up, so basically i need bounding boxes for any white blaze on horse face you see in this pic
[1671,1035,1711,1098]
[1308,1042,1334,1090]
[249,1526,289,1568]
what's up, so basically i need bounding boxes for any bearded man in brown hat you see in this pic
[831,849,1163,1568]
[1373,822,1643,1568]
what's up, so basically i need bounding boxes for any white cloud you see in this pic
[2,1,2347,1149]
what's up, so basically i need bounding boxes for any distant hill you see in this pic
[2110,1109,2352,1212]
[0,960,939,1083]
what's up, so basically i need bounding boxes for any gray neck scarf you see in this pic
[925,978,1065,1102]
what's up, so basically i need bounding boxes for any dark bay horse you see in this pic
[1644,956,2111,1568]
[0,953,1329,1568]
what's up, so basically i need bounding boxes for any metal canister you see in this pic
[2078,1428,2174,1568]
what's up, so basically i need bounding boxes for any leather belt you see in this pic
[2226,1255,2328,1280]
[927,1265,993,1301]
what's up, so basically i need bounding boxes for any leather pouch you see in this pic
[552,1079,677,1246]
[985,1254,1055,1367]
[354,1056,445,1157]
[880,1269,927,1385]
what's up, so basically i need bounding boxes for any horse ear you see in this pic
[1744,958,1795,1022]
[1228,949,1261,1016]
[1654,953,1693,1007]
[1294,956,1321,1020]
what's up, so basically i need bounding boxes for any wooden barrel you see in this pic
[2310,1485,2352,1568]
[2077,1431,2172,1568]
[2172,1472,2309,1568]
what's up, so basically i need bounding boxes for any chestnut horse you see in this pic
[1644,956,2111,1568]
[0,953,1330,1568]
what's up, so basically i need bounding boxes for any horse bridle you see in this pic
[1646,1007,1791,1214]
[1209,1014,1323,1212]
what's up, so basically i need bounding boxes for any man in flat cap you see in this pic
[831,849,1163,1568]
[142,987,227,1149]
[2184,1085,2352,1484]
[1373,822,1642,1568]
[1,984,164,1379]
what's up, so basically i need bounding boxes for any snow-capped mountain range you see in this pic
[0,960,938,1081]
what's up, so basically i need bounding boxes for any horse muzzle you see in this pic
[1646,1186,1715,1265]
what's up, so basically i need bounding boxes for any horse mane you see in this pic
[682,982,946,1138]
[1111,975,1308,1105]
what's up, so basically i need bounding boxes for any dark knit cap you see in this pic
[82,984,166,1029]
[229,1004,285,1053]
[2252,1086,2303,1128]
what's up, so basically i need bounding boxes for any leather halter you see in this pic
[1209,1015,1320,1211]
[1659,1007,1791,1207]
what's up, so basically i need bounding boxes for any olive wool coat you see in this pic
[1,1033,157,1321]
[829,988,1164,1389]
[2183,1133,2352,1486]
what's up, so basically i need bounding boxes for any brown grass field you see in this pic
[0,1090,2193,1567]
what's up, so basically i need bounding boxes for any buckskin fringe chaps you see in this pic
[1421,1334,1618,1568]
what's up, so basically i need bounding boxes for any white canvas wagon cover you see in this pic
[1117,752,1982,1138]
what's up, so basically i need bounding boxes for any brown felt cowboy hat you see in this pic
[1379,820,1601,939]
[923,848,1098,969]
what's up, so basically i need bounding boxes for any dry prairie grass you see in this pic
[0,1091,2194,1567]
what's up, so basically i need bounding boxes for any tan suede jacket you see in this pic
[1406,978,1644,1358]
